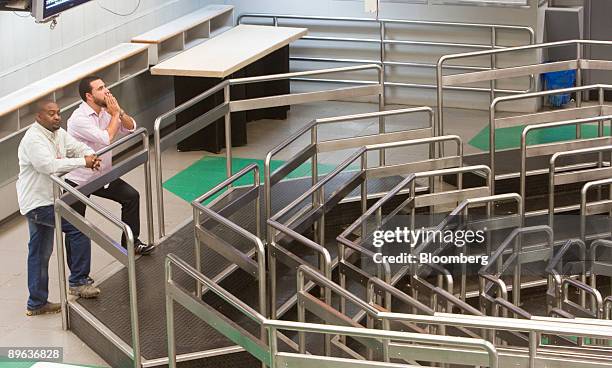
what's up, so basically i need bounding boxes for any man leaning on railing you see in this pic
[17,100,102,316]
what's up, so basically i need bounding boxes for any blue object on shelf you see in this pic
[543,69,576,107]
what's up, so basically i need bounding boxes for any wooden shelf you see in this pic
[132,4,234,65]
[0,42,150,220]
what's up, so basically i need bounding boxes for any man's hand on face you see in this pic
[85,155,101,170]
[104,93,121,117]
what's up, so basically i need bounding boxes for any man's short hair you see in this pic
[79,75,102,101]
[36,99,58,113]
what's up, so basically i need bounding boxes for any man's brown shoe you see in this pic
[69,284,100,298]
[26,302,61,316]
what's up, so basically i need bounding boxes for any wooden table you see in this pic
[151,24,307,152]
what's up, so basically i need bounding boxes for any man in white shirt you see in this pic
[17,100,101,316]
[66,76,154,255]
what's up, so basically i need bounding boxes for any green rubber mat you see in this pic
[163,156,337,204]
[469,124,611,151]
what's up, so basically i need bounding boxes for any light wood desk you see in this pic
[151,25,307,152]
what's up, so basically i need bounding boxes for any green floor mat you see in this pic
[469,124,611,151]
[163,156,338,204]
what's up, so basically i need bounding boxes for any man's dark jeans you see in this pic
[25,205,91,310]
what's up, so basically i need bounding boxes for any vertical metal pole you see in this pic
[436,61,445,157]
[154,122,165,239]
[378,66,386,166]
[528,331,538,368]
[382,318,390,362]
[255,167,261,240]
[268,326,277,368]
[548,161,555,235]
[490,104,497,195]
[576,43,583,138]
[269,231,277,320]
[490,27,497,107]
[378,16,386,165]
[265,154,273,245]
[143,133,155,245]
[224,84,233,182]
[194,207,202,299]
[297,270,306,354]
[165,262,176,368]
[53,184,69,330]
[126,229,142,368]
[361,151,368,237]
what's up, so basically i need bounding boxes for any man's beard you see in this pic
[93,97,107,108]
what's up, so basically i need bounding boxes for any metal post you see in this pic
[490,103,497,195]
[377,23,386,166]
[143,132,155,245]
[194,206,202,299]
[576,43,582,138]
[490,27,497,106]
[224,84,233,182]
[165,262,176,368]
[436,61,444,157]
[297,270,306,354]
[154,121,165,239]
[361,151,368,237]
[126,229,142,368]
[528,331,538,368]
[53,183,69,330]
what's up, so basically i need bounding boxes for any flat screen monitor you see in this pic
[31,0,92,21]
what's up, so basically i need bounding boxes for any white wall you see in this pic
[0,0,219,97]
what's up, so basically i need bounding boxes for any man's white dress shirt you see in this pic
[17,122,94,215]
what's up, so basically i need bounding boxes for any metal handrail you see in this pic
[548,144,612,238]
[264,106,434,243]
[154,64,383,239]
[480,225,554,309]
[520,114,612,218]
[190,164,266,321]
[580,177,612,241]
[294,264,498,367]
[490,85,612,191]
[437,41,612,158]
[51,128,153,368]
[238,13,534,100]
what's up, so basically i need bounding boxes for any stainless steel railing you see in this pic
[437,41,612,157]
[264,106,435,243]
[518,115,612,219]
[51,127,153,368]
[547,144,612,236]
[238,13,534,97]
[165,253,502,368]
[580,177,612,242]
[490,84,612,193]
[153,64,383,239]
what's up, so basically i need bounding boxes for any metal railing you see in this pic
[264,106,436,243]
[580,178,612,242]
[191,163,266,322]
[166,252,502,368]
[479,225,554,316]
[52,128,154,368]
[488,84,612,193]
[437,41,612,157]
[547,144,612,236]
[153,64,384,239]
[238,13,535,99]
[518,115,612,218]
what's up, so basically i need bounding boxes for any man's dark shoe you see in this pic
[26,302,61,316]
[135,239,155,256]
[86,276,95,285]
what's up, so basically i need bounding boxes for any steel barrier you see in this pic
[52,128,153,368]
[154,64,384,239]
[238,13,535,100]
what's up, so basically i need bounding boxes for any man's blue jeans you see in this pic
[25,205,91,310]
